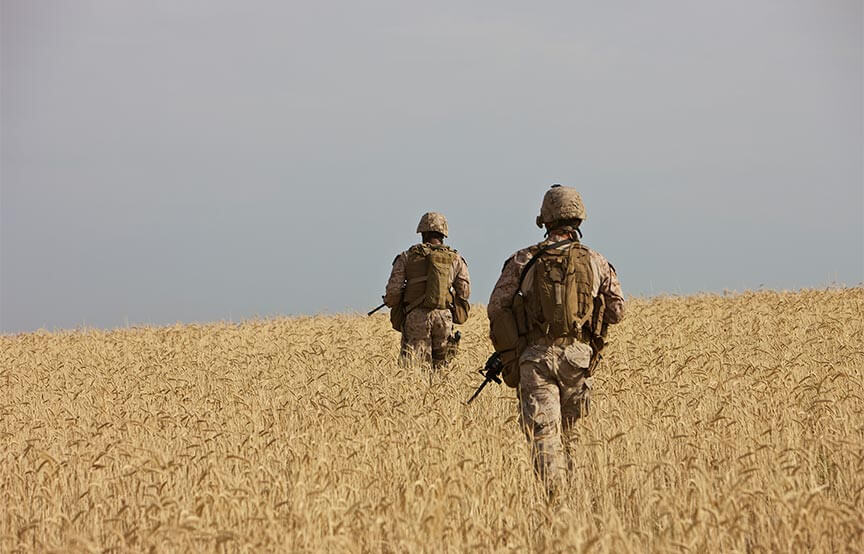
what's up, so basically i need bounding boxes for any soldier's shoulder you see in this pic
[393,246,417,264]
[582,244,609,264]
[444,244,467,266]
[582,245,620,275]
[516,245,537,262]
[499,245,535,272]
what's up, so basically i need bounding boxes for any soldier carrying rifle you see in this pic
[380,212,471,368]
[485,185,625,496]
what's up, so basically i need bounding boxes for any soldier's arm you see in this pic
[487,250,530,322]
[383,253,407,307]
[594,252,625,324]
[452,256,471,301]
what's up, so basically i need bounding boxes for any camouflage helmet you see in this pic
[416,211,448,237]
[536,184,587,228]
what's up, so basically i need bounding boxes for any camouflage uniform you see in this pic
[384,212,471,367]
[487,186,625,490]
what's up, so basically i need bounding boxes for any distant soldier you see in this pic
[487,185,625,495]
[384,212,471,368]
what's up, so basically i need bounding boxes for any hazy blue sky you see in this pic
[2,0,862,333]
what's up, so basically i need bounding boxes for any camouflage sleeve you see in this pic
[383,252,406,307]
[487,248,532,322]
[452,255,471,301]
[590,250,625,324]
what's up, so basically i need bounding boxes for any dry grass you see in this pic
[1,288,863,553]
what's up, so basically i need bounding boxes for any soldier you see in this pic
[384,212,471,368]
[487,185,625,495]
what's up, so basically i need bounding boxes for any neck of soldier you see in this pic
[425,237,443,246]
[547,228,576,242]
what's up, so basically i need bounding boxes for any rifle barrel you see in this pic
[367,302,387,316]
[467,379,490,404]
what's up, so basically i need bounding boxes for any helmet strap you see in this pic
[545,226,582,240]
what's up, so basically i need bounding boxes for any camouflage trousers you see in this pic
[400,307,457,368]
[518,341,593,492]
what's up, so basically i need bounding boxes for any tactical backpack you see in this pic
[490,239,599,387]
[522,241,594,342]
[391,244,464,331]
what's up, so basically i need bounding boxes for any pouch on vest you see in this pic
[451,296,470,324]
[389,301,406,332]
[525,244,593,341]
[512,293,528,335]
[490,310,520,352]
[424,248,455,310]
[490,310,525,388]
[498,347,523,388]
[535,251,571,337]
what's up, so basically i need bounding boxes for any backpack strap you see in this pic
[516,238,574,293]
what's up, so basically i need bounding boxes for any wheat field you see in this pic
[1,288,862,553]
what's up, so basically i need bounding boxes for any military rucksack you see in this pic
[384,244,460,333]
[521,241,594,341]
[489,239,597,387]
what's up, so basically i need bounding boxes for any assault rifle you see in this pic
[367,301,387,316]
[467,352,503,404]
